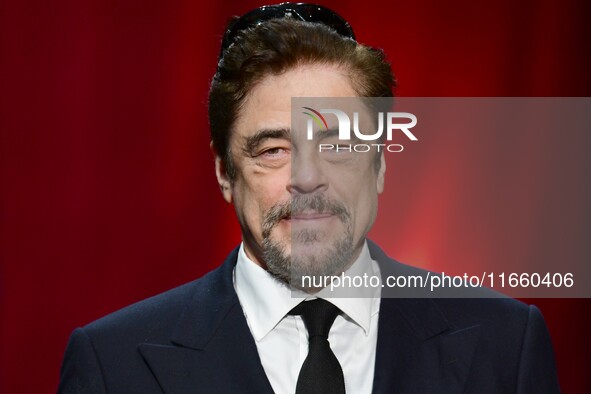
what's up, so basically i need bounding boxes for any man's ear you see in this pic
[211,142,233,203]
[377,153,386,194]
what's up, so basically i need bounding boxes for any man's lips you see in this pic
[283,212,335,221]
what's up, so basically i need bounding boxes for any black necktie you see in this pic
[289,299,346,394]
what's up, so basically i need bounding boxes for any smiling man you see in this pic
[216,64,384,290]
[59,3,560,393]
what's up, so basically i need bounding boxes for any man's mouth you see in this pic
[284,211,335,221]
[262,195,351,239]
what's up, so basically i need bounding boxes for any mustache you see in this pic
[262,194,350,238]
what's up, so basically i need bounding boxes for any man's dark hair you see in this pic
[209,17,396,179]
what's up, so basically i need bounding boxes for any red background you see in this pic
[1,0,590,392]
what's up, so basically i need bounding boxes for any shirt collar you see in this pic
[234,241,380,342]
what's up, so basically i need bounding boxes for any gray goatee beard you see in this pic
[260,194,354,289]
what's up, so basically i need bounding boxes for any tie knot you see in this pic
[289,299,341,338]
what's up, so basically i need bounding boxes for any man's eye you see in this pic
[261,147,288,157]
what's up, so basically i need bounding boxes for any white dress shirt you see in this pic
[234,241,381,394]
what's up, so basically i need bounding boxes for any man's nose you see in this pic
[288,153,328,195]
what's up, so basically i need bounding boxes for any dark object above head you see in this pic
[219,2,355,61]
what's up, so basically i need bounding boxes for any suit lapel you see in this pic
[138,249,274,394]
[137,242,480,393]
[371,298,480,394]
[369,242,481,394]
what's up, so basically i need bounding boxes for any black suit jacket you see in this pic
[58,242,560,393]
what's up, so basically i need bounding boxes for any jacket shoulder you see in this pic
[85,278,197,333]
[82,261,228,345]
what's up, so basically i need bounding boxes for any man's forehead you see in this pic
[233,104,383,145]
[238,65,358,113]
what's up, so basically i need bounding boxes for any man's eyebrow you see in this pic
[316,128,363,143]
[315,128,340,141]
[243,128,291,154]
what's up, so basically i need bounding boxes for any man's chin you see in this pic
[270,234,346,262]
[262,239,354,289]
[268,223,345,249]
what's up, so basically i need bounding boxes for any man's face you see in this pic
[215,63,385,287]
